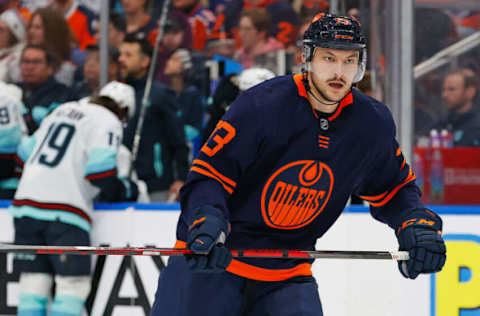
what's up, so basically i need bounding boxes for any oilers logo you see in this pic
[261,160,334,230]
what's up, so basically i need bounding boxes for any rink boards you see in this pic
[0,202,479,316]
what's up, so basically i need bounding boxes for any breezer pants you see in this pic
[150,256,324,316]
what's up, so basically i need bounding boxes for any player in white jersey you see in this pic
[0,82,27,198]
[9,81,138,316]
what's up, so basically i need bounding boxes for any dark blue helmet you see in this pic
[303,13,367,82]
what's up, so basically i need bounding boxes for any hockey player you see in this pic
[9,81,139,316]
[150,14,446,315]
[0,82,27,199]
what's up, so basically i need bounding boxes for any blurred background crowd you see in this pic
[0,0,479,202]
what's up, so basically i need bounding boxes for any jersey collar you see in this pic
[293,74,353,122]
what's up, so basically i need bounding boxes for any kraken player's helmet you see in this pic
[303,13,367,83]
[238,67,275,91]
[99,81,136,120]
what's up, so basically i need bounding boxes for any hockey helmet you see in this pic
[99,81,136,120]
[303,13,367,83]
[238,67,275,91]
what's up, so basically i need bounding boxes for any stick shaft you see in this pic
[129,0,171,177]
[0,245,409,260]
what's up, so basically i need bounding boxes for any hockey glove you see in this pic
[396,209,446,279]
[186,205,232,272]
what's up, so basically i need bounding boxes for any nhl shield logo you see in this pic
[261,160,334,230]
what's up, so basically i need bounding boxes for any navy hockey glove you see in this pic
[186,205,232,272]
[396,209,446,279]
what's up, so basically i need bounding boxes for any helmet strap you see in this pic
[302,68,339,107]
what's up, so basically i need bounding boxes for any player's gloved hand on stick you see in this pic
[395,209,446,279]
[186,205,232,272]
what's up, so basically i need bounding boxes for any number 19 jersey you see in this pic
[10,102,123,232]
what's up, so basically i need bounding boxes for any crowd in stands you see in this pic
[0,0,479,202]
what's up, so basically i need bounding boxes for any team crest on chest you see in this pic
[261,160,334,230]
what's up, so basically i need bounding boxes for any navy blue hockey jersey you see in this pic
[178,74,424,281]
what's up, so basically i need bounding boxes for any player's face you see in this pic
[309,47,359,103]
[27,14,45,45]
[442,74,468,110]
[118,42,149,79]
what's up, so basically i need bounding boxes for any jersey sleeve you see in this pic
[0,98,24,155]
[355,111,424,229]
[0,98,28,176]
[84,115,122,180]
[84,114,138,202]
[179,91,264,230]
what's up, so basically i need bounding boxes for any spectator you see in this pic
[119,35,189,202]
[0,9,26,83]
[69,44,121,101]
[0,0,31,21]
[27,7,77,86]
[223,0,299,48]
[154,14,193,85]
[122,0,158,45]
[205,34,243,76]
[234,8,283,69]
[94,13,126,50]
[164,48,205,159]
[19,44,71,134]
[173,0,216,51]
[435,68,480,146]
[50,0,97,50]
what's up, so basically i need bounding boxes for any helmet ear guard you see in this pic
[353,48,367,83]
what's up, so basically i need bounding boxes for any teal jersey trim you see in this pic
[153,143,163,177]
[18,135,37,162]
[9,205,91,232]
[18,293,48,312]
[51,295,85,316]
[0,125,21,154]
[84,148,117,177]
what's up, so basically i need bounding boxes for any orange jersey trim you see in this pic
[293,74,354,122]
[193,159,237,188]
[175,240,187,248]
[190,166,234,194]
[365,169,416,207]
[293,74,308,99]
[226,259,312,281]
[400,157,406,170]
[328,91,353,122]
[360,191,388,202]
[174,240,312,281]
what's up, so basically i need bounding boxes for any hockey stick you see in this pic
[0,244,409,260]
[129,0,171,177]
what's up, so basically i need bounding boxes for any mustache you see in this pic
[327,77,346,84]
